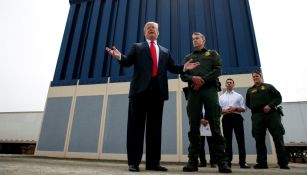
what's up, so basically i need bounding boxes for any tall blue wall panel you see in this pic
[68,96,103,153]
[52,0,260,86]
[103,92,178,154]
[37,97,72,151]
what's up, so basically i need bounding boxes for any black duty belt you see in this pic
[223,113,241,117]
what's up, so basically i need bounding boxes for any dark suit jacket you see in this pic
[119,42,184,100]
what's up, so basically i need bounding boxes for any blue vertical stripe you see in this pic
[51,0,260,86]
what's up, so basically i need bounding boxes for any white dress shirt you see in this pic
[219,90,245,114]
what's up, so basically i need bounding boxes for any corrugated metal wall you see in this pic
[282,102,307,144]
[52,0,260,86]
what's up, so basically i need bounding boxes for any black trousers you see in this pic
[187,86,228,165]
[126,78,164,167]
[252,111,288,166]
[222,113,247,165]
[199,136,216,164]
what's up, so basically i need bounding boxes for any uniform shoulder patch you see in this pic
[185,53,192,58]
[206,50,220,57]
[211,50,220,56]
[184,53,193,62]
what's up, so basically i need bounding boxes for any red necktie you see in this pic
[150,41,157,77]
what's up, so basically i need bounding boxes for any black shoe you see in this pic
[128,165,140,172]
[240,163,250,169]
[183,163,198,172]
[198,162,207,167]
[253,163,268,169]
[218,162,232,173]
[146,165,168,171]
[228,162,232,168]
[280,165,290,169]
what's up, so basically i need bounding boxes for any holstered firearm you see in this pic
[182,87,189,100]
[216,79,222,92]
[276,106,284,116]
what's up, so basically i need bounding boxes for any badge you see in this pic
[204,51,211,57]
[261,85,266,90]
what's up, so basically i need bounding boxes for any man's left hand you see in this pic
[191,76,204,91]
[263,105,271,113]
[201,119,209,126]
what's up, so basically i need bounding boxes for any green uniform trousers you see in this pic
[187,86,228,165]
[251,110,288,166]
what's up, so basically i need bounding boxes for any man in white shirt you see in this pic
[219,78,250,168]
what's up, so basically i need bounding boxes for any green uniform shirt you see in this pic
[246,83,282,113]
[180,48,222,87]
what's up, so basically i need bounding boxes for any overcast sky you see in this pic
[0,0,307,112]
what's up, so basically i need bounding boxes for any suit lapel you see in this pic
[143,42,152,60]
[157,45,163,70]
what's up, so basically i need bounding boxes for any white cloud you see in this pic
[249,0,307,102]
[0,0,69,112]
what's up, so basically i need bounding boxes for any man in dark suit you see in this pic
[106,21,199,172]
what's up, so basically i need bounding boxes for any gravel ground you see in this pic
[0,155,306,175]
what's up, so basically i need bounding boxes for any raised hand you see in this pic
[184,59,200,71]
[106,46,121,60]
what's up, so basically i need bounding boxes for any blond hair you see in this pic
[144,22,159,33]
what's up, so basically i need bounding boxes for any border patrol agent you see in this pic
[246,70,289,169]
[180,32,231,173]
